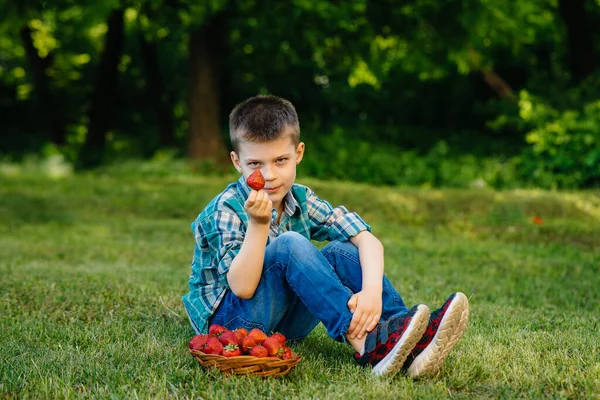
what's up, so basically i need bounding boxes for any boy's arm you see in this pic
[226,189,272,299]
[303,186,380,338]
[347,230,384,340]
[305,187,371,242]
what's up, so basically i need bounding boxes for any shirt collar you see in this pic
[235,176,300,217]
[283,189,300,216]
[236,175,251,199]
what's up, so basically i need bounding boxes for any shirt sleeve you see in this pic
[196,210,244,276]
[305,187,371,242]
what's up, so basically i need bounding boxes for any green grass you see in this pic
[1,164,599,399]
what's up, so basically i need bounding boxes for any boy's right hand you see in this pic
[244,189,273,225]
[347,294,358,313]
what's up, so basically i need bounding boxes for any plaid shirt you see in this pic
[182,176,371,334]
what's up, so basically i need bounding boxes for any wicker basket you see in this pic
[190,349,301,377]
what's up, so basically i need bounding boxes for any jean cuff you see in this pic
[334,315,353,343]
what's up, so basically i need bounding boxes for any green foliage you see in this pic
[515,91,600,188]
[1,0,600,187]
[301,128,520,189]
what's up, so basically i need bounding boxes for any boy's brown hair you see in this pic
[229,95,300,153]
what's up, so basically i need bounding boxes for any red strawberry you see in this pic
[233,328,247,342]
[236,327,248,336]
[188,334,210,351]
[281,346,293,360]
[218,330,239,346]
[222,344,242,357]
[208,324,227,337]
[203,337,223,355]
[270,332,286,347]
[247,328,267,344]
[249,345,269,358]
[263,336,283,357]
[240,335,257,354]
[246,170,265,190]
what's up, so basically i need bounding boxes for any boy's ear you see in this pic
[230,151,242,173]
[295,142,305,164]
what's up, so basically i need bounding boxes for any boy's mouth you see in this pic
[264,185,281,193]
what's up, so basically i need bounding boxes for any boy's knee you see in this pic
[276,231,311,248]
[268,231,316,261]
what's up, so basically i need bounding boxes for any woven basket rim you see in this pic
[189,349,301,362]
[189,349,302,377]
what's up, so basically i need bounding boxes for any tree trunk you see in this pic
[187,15,228,164]
[558,0,596,82]
[79,9,125,169]
[20,25,65,145]
[139,35,175,149]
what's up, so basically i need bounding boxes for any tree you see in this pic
[79,8,125,168]
[558,0,596,82]
[20,24,66,145]
[10,1,67,147]
[187,12,228,164]
[137,3,175,150]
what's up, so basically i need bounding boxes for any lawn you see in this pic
[1,163,599,399]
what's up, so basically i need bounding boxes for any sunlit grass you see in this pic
[1,164,599,398]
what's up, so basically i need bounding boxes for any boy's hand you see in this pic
[347,286,382,340]
[244,189,272,225]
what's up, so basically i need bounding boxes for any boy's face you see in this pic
[231,132,304,213]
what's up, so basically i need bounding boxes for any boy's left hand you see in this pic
[347,287,382,340]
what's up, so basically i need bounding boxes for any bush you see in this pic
[516,91,600,188]
[300,128,520,189]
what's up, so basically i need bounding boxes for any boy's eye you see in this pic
[248,162,260,167]
[276,158,287,163]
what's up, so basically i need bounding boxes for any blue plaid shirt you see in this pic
[182,176,371,334]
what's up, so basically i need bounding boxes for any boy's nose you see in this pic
[261,166,276,180]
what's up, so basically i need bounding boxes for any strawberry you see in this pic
[247,328,267,344]
[246,170,265,190]
[218,330,239,346]
[240,335,257,354]
[270,332,286,347]
[233,328,247,342]
[208,324,227,337]
[203,337,223,355]
[263,336,283,357]
[281,346,293,360]
[188,334,210,351]
[222,344,242,357]
[249,345,269,358]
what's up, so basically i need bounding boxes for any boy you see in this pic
[182,95,469,378]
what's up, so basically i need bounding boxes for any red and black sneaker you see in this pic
[354,304,429,377]
[403,292,469,379]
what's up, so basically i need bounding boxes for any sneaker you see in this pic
[403,292,470,379]
[354,304,429,377]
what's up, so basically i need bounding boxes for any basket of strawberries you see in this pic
[189,324,301,377]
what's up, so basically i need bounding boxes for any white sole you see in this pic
[407,292,470,379]
[372,304,430,377]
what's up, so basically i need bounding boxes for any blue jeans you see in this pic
[209,231,407,342]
